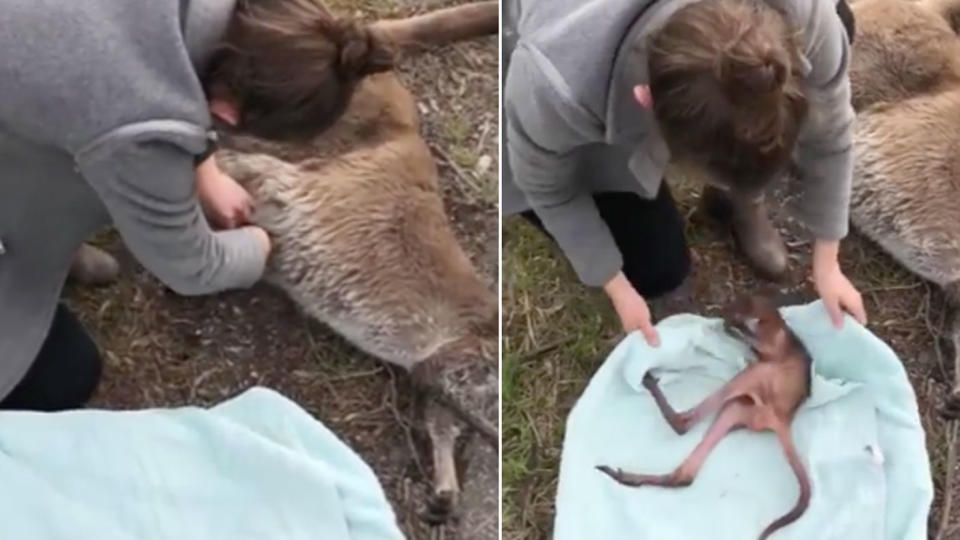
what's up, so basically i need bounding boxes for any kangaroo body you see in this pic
[848,0,960,415]
[220,2,500,521]
[220,72,496,373]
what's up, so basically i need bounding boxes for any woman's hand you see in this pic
[604,271,661,346]
[195,154,254,229]
[812,239,867,328]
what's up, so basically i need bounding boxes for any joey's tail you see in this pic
[370,1,499,52]
[922,0,960,33]
[758,424,811,540]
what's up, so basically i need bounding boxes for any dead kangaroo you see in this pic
[222,1,499,523]
[75,0,499,525]
[846,0,960,418]
[597,294,813,540]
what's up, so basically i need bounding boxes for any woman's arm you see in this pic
[195,153,256,230]
[505,45,623,288]
[778,0,865,325]
[506,45,661,341]
[78,140,270,296]
[785,0,856,243]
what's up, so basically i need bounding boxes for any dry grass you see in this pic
[501,172,960,539]
[65,1,499,539]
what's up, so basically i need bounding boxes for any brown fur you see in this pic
[597,294,813,540]
[214,1,500,521]
[847,0,960,111]
[846,0,960,416]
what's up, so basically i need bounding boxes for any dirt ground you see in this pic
[502,171,960,539]
[65,1,499,539]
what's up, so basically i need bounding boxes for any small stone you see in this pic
[475,155,493,176]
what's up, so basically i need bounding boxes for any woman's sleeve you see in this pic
[78,140,268,295]
[505,45,624,287]
[786,0,856,241]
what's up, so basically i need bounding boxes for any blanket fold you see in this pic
[554,300,933,540]
[0,387,406,540]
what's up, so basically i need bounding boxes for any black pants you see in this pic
[0,303,103,412]
[521,183,692,299]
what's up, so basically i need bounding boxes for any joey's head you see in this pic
[723,293,793,359]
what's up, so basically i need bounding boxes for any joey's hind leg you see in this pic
[939,282,960,419]
[421,398,463,525]
[643,371,748,435]
[597,398,749,488]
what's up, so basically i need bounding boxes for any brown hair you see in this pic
[206,0,395,140]
[646,0,808,194]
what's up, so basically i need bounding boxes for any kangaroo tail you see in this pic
[758,424,812,540]
[370,1,499,52]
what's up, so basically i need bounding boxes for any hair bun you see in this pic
[336,24,395,78]
[721,56,787,95]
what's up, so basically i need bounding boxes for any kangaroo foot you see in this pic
[411,353,499,447]
[941,389,960,420]
[69,243,119,286]
[421,399,462,525]
[938,293,960,420]
[595,465,693,488]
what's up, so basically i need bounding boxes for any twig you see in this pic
[188,367,221,402]
[859,282,924,295]
[429,142,485,203]
[326,367,386,382]
[922,284,949,382]
[936,420,959,540]
[475,119,492,154]
[520,335,577,362]
[384,367,428,480]
[517,409,543,533]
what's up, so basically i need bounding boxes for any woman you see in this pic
[503,0,866,345]
[0,0,393,411]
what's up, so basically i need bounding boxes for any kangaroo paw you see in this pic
[420,400,462,526]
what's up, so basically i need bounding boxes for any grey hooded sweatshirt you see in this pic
[0,0,266,398]
[502,0,855,288]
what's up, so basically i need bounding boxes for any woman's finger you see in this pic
[824,297,844,329]
[640,321,661,348]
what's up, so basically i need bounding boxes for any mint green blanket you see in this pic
[554,300,933,540]
[0,387,405,539]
